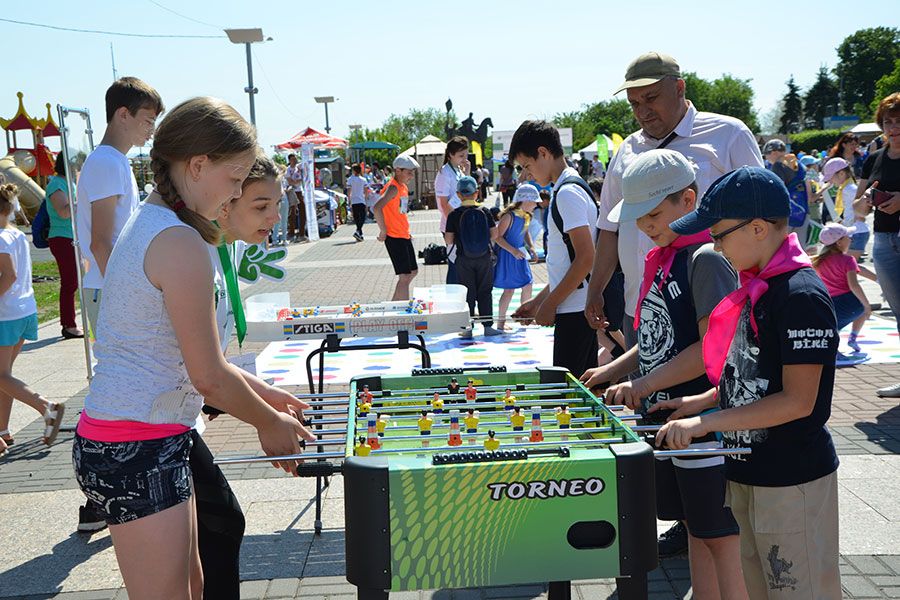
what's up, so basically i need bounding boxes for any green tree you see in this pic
[554,100,637,151]
[871,58,900,118]
[683,72,759,131]
[358,107,455,165]
[834,27,900,116]
[779,76,804,134]
[804,66,840,129]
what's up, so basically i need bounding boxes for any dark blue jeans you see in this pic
[873,232,900,334]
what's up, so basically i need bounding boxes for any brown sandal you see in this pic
[42,403,66,445]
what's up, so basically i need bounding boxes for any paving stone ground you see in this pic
[2,207,899,599]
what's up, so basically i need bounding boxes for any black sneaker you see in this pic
[658,521,688,557]
[77,503,108,533]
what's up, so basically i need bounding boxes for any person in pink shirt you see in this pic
[812,223,878,356]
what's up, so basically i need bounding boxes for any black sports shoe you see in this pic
[658,521,688,557]
[77,503,108,533]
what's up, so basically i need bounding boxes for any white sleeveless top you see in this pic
[85,203,209,426]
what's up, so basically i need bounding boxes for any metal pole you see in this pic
[324,102,330,133]
[244,42,257,126]
[57,105,96,381]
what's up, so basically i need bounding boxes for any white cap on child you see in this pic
[819,222,857,246]
[513,184,540,204]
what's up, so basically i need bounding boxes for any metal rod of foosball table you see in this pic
[214,451,346,465]
[370,436,630,454]
[321,414,635,433]
[362,397,624,415]
[294,392,348,400]
[312,426,626,443]
[358,387,577,406]
[360,382,571,398]
[654,448,752,458]
[303,399,351,407]
[352,406,614,421]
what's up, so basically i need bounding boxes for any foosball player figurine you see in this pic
[359,399,372,418]
[366,414,382,450]
[431,392,444,415]
[510,407,526,442]
[555,405,572,441]
[417,410,434,448]
[447,377,460,395]
[447,410,463,446]
[355,436,372,457]
[464,380,478,402]
[359,384,374,404]
[464,408,480,445]
[502,388,516,411]
[529,406,544,442]
[484,430,500,452]
[375,413,388,437]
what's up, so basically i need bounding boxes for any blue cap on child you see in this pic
[457,176,478,196]
[670,166,790,235]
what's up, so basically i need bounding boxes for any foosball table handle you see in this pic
[296,462,344,478]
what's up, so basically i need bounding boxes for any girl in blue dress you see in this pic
[494,184,539,330]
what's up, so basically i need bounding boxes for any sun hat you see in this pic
[513,184,540,204]
[457,176,478,196]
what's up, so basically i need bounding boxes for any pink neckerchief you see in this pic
[703,233,811,385]
[635,231,713,330]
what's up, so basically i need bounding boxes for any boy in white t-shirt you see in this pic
[76,77,163,337]
[510,120,599,378]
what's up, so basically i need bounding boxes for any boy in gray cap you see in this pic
[581,149,744,598]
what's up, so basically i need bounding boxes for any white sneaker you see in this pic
[483,326,504,337]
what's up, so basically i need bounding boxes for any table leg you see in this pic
[547,581,571,599]
[615,574,648,599]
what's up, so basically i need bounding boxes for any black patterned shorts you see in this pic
[72,432,193,525]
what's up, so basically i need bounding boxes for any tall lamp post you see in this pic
[315,96,336,133]
[225,28,270,126]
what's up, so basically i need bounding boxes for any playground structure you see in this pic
[0,92,61,215]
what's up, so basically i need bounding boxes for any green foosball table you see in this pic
[342,366,657,599]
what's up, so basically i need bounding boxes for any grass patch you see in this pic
[32,260,66,324]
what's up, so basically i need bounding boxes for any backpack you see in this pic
[419,243,448,265]
[458,206,492,259]
[31,200,51,249]
[550,174,598,289]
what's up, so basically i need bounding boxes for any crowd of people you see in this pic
[0,47,896,599]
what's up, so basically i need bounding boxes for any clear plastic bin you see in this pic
[245,292,291,322]
[412,284,467,313]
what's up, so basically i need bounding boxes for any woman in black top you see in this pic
[828,132,865,177]
[855,92,900,398]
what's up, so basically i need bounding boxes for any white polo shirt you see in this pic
[597,102,763,316]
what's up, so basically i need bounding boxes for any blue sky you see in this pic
[2,0,893,152]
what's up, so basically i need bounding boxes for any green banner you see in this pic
[596,134,609,166]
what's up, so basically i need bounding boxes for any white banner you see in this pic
[300,142,318,241]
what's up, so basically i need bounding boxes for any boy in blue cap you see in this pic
[654,166,841,598]
[445,176,501,337]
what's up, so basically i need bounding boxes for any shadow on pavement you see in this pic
[0,532,113,597]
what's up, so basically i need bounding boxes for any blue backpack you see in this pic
[458,206,492,259]
[31,200,51,249]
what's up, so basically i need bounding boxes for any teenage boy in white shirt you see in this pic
[510,120,599,378]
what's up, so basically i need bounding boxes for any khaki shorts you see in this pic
[84,288,102,340]
[726,471,841,599]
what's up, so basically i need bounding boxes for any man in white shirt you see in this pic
[76,77,163,338]
[585,52,763,349]
[509,120,599,378]
[285,153,305,241]
[347,164,369,241]
[591,156,606,179]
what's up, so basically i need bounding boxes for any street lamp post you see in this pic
[225,28,269,126]
[349,124,362,162]
[315,96,336,133]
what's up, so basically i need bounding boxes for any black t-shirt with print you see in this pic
[638,243,737,422]
[861,149,900,233]
[718,267,839,487]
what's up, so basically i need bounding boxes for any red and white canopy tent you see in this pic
[275,127,348,150]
